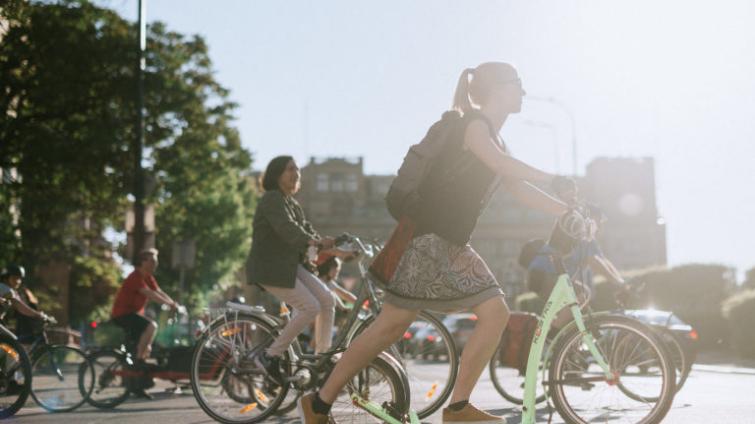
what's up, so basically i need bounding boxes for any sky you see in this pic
[98,0,755,279]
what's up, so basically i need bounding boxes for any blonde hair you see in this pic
[452,62,518,115]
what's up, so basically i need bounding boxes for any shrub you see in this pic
[591,277,621,311]
[622,264,735,349]
[722,289,755,358]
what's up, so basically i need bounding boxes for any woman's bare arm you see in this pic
[505,180,567,216]
[465,120,554,183]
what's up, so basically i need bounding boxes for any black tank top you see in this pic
[415,111,504,246]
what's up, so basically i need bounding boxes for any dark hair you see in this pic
[262,155,295,192]
[317,257,340,279]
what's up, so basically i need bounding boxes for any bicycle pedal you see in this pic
[380,401,402,420]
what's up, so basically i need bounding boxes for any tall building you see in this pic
[297,156,667,298]
[582,157,667,270]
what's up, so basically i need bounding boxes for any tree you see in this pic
[742,267,755,291]
[0,1,255,324]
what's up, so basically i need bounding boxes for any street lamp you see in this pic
[132,0,147,264]
[523,119,560,173]
[525,96,578,176]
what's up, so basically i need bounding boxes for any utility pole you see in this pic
[132,0,147,264]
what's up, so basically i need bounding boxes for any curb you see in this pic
[692,364,755,375]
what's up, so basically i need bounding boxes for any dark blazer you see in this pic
[246,190,320,288]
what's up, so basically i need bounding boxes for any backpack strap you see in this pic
[463,110,502,147]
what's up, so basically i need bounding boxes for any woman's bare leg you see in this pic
[449,296,510,403]
[318,303,418,403]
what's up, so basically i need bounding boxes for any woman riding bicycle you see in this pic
[245,156,343,382]
[299,62,572,423]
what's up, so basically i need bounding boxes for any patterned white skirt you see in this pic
[383,233,504,312]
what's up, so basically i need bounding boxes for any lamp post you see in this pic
[526,96,578,176]
[132,0,147,263]
[523,119,560,173]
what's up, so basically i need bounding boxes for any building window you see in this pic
[316,173,329,192]
[330,173,344,192]
[346,174,358,192]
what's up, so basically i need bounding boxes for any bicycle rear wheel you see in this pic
[191,314,289,424]
[30,344,94,412]
[548,315,676,424]
[329,352,410,424]
[488,341,547,405]
[349,310,457,419]
[656,328,690,393]
[0,337,32,418]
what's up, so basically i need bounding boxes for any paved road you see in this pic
[13,364,755,423]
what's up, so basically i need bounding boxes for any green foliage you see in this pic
[514,291,545,314]
[68,253,121,324]
[722,289,755,358]
[0,1,255,322]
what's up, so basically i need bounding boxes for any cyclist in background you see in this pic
[0,265,54,342]
[316,254,357,309]
[245,156,338,383]
[523,180,626,327]
[111,249,179,364]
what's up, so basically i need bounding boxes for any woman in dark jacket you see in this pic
[246,156,336,380]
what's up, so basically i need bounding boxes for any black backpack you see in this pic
[385,110,463,221]
[385,110,498,221]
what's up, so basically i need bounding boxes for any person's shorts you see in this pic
[112,313,151,343]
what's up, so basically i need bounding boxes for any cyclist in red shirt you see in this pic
[111,249,179,363]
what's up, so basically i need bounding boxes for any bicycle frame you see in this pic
[214,238,421,421]
[521,273,613,424]
[351,393,420,424]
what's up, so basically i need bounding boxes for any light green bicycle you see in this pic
[358,266,677,424]
[514,209,677,424]
[354,208,677,424]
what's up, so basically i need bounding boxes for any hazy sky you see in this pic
[100,0,755,279]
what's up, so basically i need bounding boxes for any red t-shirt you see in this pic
[111,270,159,318]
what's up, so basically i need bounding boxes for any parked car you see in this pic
[409,324,448,361]
[621,309,699,392]
[442,313,478,352]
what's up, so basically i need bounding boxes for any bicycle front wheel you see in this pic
[31,344,94,412]
[548,315,676,424]
[86,350,130,409]
[0,337,32,418]
[350,310,458,419]
[191,314,289,424]
[330,352,410,424]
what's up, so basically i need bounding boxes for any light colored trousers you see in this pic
[261,265,335,357]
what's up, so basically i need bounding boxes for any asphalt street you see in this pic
[12,362,755,423]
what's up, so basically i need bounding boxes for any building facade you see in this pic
[297,156,667,299]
